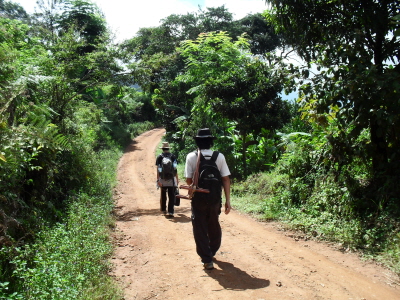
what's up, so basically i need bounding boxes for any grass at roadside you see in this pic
[230,171,400,277]
[3,123,158,300]
[7,148,123,300]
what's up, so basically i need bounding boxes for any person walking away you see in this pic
[156,142,179,218]
[184,128,231,270]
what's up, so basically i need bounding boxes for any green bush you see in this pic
[0,105,124,298]
[11,195,120,300]
[231,172,288,219]
[8,146,122,299]
[378,232,400,275]
[127,121,156,138]
[231,140,400,275]
[229,126,400,274]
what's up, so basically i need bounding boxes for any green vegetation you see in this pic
[7,150,122,300]
[1,0,400,298]
[231,147,400,274]
[0,0,156,298]
[149,1,400,276]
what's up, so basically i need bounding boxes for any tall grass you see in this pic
[231,167,400,276]
[1,147,123,300]
[128,121,157,138]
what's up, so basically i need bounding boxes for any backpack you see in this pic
[193,151,222,205]
[159,153,175,180]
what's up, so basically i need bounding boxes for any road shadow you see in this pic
[114,207,192,223]
[123,140,140,153]
[114,208,161,222]
[123,128,164,154]
[207,259,270,290]
[170,211,191,223]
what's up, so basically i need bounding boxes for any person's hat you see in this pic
[160,142,170,149]
[195,128,215,139]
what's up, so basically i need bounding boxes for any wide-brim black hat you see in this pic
[195,128,215,139]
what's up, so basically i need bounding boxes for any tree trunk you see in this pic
[369,118,388,177]
[369,1,389,178]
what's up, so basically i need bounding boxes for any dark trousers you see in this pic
[191,202,222,264]
[160,187,175,214]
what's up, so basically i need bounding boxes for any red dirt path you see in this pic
[109,128,400,300]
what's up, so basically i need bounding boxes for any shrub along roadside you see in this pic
[2,148,122,300]
[0,123,156,300]
[231,169,400,276]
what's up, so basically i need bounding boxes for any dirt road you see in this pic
[110,128,400,300]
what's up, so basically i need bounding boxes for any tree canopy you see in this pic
[121,6,282,93]
[0,0,29,21]
[266,0,400,183]
[173,31,290,176]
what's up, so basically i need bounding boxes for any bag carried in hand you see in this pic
[159,153,175,180]
[174,188,180,206]
[193,151,222,205]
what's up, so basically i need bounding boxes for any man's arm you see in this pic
[175,171,179,187]
[156,167,162,187]
[221,176,231,214]
[156,156,162,187]
[174,157,179,184]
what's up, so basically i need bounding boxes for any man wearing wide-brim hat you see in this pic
[156,142,179,217]
[184,128,231,270]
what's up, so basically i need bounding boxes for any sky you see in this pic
[14,0,270,42]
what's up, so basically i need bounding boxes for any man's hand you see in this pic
[222,176,231,214]
[224,201,232,215]
[157,180,162,187]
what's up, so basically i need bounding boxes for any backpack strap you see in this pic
[210,151,219,162]
[199,152,206,161]
[198,151,219,161]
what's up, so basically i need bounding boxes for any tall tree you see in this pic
[122,6,282,121]
[236,13,281,55]
[59,0,107,53]
[266,0,400,182]
[199,5,235,33]
[33,0,66,40]
[123,6,280,60]
[0,0,29,21]
[177,31,290,176]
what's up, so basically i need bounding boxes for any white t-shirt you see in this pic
[184,149,231,179]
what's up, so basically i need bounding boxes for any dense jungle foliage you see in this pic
[0,0,400,298]
[0,0,156,298]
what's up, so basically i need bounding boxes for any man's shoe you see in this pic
[203,262,214,270]
[167,212,174,217]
